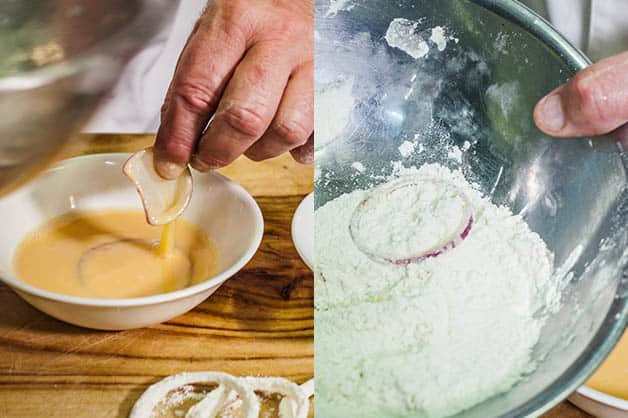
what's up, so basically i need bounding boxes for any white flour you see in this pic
[326,0,354,16]
[385,20,457,59]
[485,81,521,119]
[398,140,417,158]
[315,164,561,418]
[315,77,355,151]
[384,18,429,59]
[447,145,463,163]
[429,26,448,51]
[351,161,366,173]
[429,26,458,51]
[350,178,470,261]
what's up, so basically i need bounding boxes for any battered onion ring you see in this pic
[123,147,193,226]
[245,376,312,418]
[129,371,313,418]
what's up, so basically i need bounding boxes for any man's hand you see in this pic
[534,51,628,141]
[154,0,313,179]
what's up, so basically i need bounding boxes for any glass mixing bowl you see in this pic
[314,0,628,416]
[0,0,174,196]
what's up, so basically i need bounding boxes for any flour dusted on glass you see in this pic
[315,163,561,418]
[429,26,458,52]
[326,0,354,17]
[384,18,429,59]
[385,20,457,59]
[398,140,417,158]
[447,145,463,163]
[429,26,448,51]
[485,81,521,118]
[351,161,366,173]
[315,77,355,151]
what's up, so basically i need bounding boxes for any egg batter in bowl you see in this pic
[14,209,218,299]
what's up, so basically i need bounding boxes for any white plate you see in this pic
[570,387,628,418]
[291,193,314,271]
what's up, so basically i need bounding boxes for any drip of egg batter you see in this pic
[158,220,177,257]
[586,331,628,400]
[14,210,218,298]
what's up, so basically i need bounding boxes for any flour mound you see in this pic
[315,163,559,418]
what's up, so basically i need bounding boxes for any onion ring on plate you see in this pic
[185,384,228,418]
[130,372,257,418]
[349,177,473,264]
[129,371,312,418]
[245,377,312,418]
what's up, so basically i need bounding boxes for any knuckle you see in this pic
[155,125,198,163]
[173,81,220,116]
[271,118,309,146]
[217,0,243,20]
[274,19,294,36]
[219,103,268,139]
[155,135,192,163]
[249,63,270,84]
[196,153,230,169]
[214,1,254,40]
[572,71,607,124]
[269,9,311,38]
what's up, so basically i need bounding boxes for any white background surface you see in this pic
[85,0,628,134]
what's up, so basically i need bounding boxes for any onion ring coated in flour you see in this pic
[129,371,313,418]
[349,177,473,264]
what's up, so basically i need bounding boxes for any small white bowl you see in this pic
[570,387,628,418]
[0,153,264,330]
[291,192,314,271]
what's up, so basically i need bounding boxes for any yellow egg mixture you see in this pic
[587,330,628,400]
[14,210,218,298]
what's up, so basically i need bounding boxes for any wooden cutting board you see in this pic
[0,134,587,417]
[0,134,313,417]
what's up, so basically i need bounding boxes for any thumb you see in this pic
[534,51,628,138]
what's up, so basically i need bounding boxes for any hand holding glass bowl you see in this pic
[534,49,628,418]
[534,50,628,143]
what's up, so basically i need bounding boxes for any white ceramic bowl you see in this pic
[570,387,628,418]
[0,153,264,330]
[291,192,314,271]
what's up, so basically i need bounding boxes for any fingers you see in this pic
[290,134,314,164]
[190,43,294,171]
[153,6,249,179]
[153,0,313,175]
[534,51,628,138]
[244,63,314,162]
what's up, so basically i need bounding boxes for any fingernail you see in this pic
[155,160,185,180]
[191,156,215,171]
[539,93,566,132]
